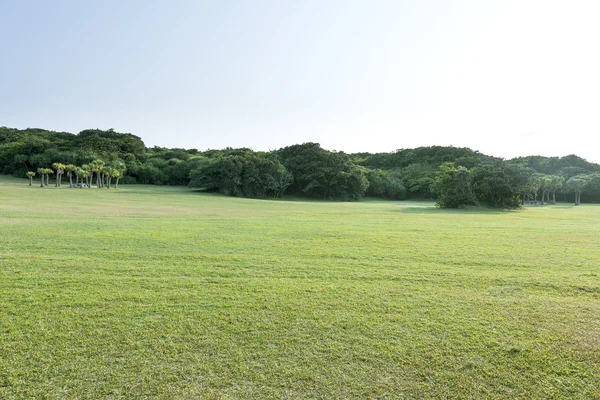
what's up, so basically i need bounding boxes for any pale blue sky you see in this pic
[1,1,599,161]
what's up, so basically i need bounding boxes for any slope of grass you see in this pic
[0,175,598,399]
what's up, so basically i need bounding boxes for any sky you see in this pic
[1,0,600,162]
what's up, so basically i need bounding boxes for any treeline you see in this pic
[2,126,599,207]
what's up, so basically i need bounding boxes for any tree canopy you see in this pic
[3,125,600,206]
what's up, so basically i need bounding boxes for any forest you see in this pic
[1,126,600,208]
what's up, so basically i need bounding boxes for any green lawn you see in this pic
[0,175,598,399]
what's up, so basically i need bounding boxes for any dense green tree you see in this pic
[189,153,294,198]
[470,163,523,209]
[265,164,294,198]
[396,163,436,198]
[278,143,369,200]
[430,163,475,208]
[502,164,538,204]
[365,169,406,199]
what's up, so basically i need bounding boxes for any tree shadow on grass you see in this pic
[394,204,510,215]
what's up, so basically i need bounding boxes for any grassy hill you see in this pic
[0,175,598,398]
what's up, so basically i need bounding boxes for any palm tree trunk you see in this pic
[40,174,44,187]
[115,177,119,188]
[29,177,32,186]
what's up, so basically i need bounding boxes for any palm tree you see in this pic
[112,169,120,186]
[65,164,77,187]
[74,167,83,187]
[539,175,551,205]
[81,164,91,187]
[26,171,35,186]
[44,168,53,186]
[52,163,66,187]
[566,175,590,205]
[80,170,91,187]
[103,166,115,188]
[106,168,120,189]
[549,175,564,204]
[114,169,123,188]
[90,159,105,188]
[113,161,126,188]
[37,168,45,187]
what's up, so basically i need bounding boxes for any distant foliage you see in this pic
[3,125,600,205]
[188,152,293,199]
[365,170,406,200]
[430,163,475,208]
[278,143,369,200]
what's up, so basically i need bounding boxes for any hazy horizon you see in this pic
[2,0,599,162]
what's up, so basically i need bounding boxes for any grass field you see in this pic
[0,175,599,399]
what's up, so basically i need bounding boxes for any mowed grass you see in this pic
[0,175,599,399]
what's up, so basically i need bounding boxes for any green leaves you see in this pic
[189,154,293,199]
[431,163,475,208]
[278,143,369,200]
